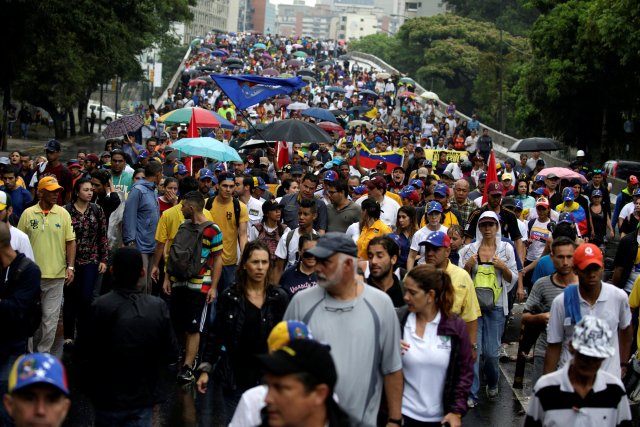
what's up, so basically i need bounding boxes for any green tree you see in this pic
[0,0,192,142]
[442,0,539,36]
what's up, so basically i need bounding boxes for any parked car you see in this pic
[87,102,118,124]
[603,160,640,181]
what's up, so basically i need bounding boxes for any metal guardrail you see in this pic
[349,50,626,194]
[153,46,192,108]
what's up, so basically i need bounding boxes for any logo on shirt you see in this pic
[29,219,38,229]
[226,211,232,221]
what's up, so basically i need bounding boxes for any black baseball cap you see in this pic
[305,232,358,259]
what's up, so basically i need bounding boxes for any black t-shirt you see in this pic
[236,300,263,389]
[278,263,318,298]
[464,206,523,242]
[367,275,405,308]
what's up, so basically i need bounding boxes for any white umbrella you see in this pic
[287,102,310,111]
[376,72,391,80]
[420,91,440,101]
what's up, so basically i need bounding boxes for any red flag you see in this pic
[276,141,289,169]
[482,149,499,205]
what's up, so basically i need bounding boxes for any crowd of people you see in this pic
[1,30,639,427]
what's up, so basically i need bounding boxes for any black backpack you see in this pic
[205,196,240,229]
[166,220,213,281]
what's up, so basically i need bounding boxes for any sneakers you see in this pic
[487,385,499,399]
[177,365,195,384]
[499,344,510,362]
[467,397,478,409]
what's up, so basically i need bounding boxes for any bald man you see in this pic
[449,179,474,226]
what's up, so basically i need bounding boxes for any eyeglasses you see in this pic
[324,304,354,313]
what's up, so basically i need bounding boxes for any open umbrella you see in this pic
[211,50,227,57]
[302,108,338,123]
[292,43,303,49]
[224,57,243,64]
[227,63,243,70]
[190,38,203,46]
[376,72,391,80]
[293,51,307,58]
[347,106,372,115]
[420,91,440,101]
[325,86,347,94]
[358,89,379,98]
[261,52,273,60]
[538,167,588,184]
[508,138,559,153]
[188,79,207,86]
[287,102,310,111]
[398,91,417,99]
[199,75,213,82]
[297,69,315,77]
[346,120,372,130]
[274,98,292,106]
[102,114,143,139]
[253,43,267,50]
[286,59,302,67]
[318,60,334,67]
[239,139,277,150]
[278,73,294,78]
[330,109,347,116]
[172,137,241,162]
[157,107,234,129]
[400,77,416,86]
[301,75,316,83]
[198,47,212,54]
[260,119,333,144]
[317,121,344,135]
[262,68,278,76]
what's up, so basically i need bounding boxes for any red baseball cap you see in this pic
[366,175,387,191]
[573,243,603,270]
[486,181,503,195]
[629,175,639,185]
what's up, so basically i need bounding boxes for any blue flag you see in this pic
[211,74,306,110]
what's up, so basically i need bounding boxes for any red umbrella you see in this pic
[318,121,344,135]
[398,91,417,99]
[188,79,207,86]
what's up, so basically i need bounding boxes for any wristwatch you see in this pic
[67,266,75,271]
[387,418,402,426]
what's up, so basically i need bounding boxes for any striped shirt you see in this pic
[525,363,632,427]
[171,224,223,293]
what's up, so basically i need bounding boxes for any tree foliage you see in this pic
[442,0,539,36]
[0,0,192,139]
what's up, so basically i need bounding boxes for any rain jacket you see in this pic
[555,201,588,236]
[123,179,159,253]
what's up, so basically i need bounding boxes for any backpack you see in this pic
[205,196,240,229]
[528,218,556,235]
[284,228,318,265]
[473,262,501,312]
[4,256,41,337]
[166,220,213,281]
[254,223,288,263]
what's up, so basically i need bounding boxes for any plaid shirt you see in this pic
[449,198,475,226]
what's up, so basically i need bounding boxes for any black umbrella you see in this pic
[260,119,333,144]
[224,57,243,64]
[227,63,243,70]
[318,60,334,67]
[330,109,347,116]
[508,137,559,153]
[297,69,315,77]
[348,106,372,115]
[358,89,378,97]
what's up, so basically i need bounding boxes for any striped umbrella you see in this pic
[157,107,234,129]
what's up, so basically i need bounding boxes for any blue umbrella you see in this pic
[253,43,267,50]
[301,108,338,124]
[171,137,242,162]
[198,47,212,54]
[212,50,227,57]
[325,86,347,94]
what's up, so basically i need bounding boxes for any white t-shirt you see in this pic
[245,197,264,230]
[443,162,463,180]
[526,218,552,261]
[620,201,635,222]
[275,228,318,268]
[345,222,360,244]
[10,226,34,261]
[410,225,448,265]
[356,195,399,228]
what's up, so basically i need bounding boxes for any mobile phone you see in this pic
[348,148,356,158]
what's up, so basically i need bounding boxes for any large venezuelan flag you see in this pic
[350,144,404,174]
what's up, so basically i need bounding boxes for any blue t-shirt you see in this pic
[532,255,554,284]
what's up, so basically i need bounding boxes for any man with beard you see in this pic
[366,236,404,307]
[284,233,402,427]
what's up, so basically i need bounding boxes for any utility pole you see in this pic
[98,83,104,133]
[498,28,504,132]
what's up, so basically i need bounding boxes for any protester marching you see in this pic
[2,30,639,427]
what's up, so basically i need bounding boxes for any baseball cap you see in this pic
[174,163,188,175]
[352,184,367,195]
[393,166,405,173]
[535,197,550,209]
[198,168,214,180]
[442,171,455,181]
[398,186,419,203]
[215,163,226,172]
[573,243,603,270]
[374,136,383,144]
[290,164,304,175]
[45,139,61,152]
[558,212,575,225]
[85,154,99,163]
[37,176,63,192]
[486,181,503,196]
[100,151,111,158]
[305,232,358,259]
[423,160,433,167]
[547,173,559,179]
[426,200,443,214]
[267,320,313,353]
[417,167,429,178]
[633,188,640,197]
[433,183,448,197]
[591,189,603,198]
[66,160,81,169]
[515,200,524,210]
[409,179,424,188]
[562,187,575,201]
[0,191,10,211]
[571,315,615,359]
[535,187,550,196]
[419,231,450,248]
[259,157,270,167]
[323,170,338,182]
[376,161,387,170]
[478,210,500,225]
[479,172,487,181]
[8,353,69,396]
[501,173,512,181]
[252,176,269,190]
[535,175,545,183]
[262,199,284,215]
[629,175,639,185]
[0,157,10,165]
[137,149,150,160]
[258,339,337,391]
[366,175,387,191]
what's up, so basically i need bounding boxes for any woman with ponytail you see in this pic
[397,264,474,427]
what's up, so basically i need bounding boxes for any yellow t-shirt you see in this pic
[155,201,214,256]
[446,261,481,322]
[629,275,640,357]
[357,219,392,259]
[420,209,459,229]
[17,204,75,279]
[209,197,248,266]
[385,191,401,206]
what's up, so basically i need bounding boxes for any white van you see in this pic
[87,102,118,124]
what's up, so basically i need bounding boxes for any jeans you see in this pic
[471,306,506,400]
[94,406,153,427]
[63,263,99,340]
[532,355,545,388]
[138,253,153,294]
[33,278,65,353]
[20,123,28,139]
[197,382,243,427]
[0,352,24,426]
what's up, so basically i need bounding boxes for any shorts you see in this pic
[170,286,207,334]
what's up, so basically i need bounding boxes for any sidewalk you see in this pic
[4,127,106,160]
